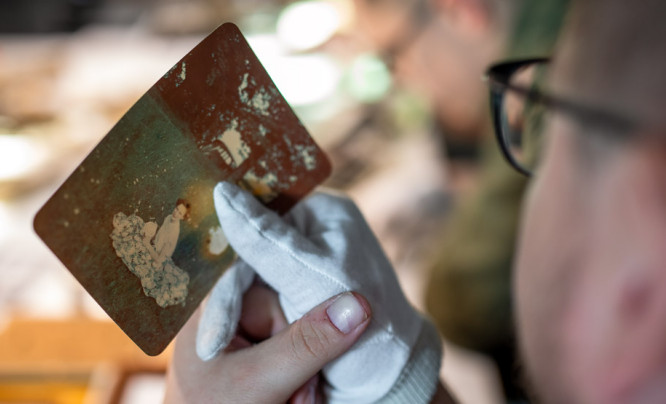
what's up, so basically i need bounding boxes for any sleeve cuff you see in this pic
[378,316,443,403]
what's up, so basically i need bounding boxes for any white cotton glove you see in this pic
[196,258,255,360]
[197,182,442,403]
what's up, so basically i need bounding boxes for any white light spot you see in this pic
[0,135,48,181]
[277,0,347,51]
[208,226,228,255]
[179,61,187,81]
[295,144,317,170]
[0,202,10,243]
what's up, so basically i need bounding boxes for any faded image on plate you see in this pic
[34,23,331,356]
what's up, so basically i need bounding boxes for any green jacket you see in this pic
[425,0,571,352]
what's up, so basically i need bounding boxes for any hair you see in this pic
[553,0,666,125]
[175,198,191,220]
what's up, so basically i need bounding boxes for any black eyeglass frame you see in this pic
[485,58,638,176]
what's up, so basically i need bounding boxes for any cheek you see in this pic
[514,130,592,397]
[562,146,666,402]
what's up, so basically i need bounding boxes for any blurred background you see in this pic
[0,0,566,402]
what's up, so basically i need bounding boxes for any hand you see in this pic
[165,283,372,403]
[197,183,442,403]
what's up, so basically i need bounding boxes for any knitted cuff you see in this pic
[378,317,443,403]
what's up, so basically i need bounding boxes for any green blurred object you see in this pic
[509,1,572,59]
[345,54,393,103]
[425,0,571,400]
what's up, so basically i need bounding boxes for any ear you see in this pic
[595,138,666,402]
[431,0,492,35]
[556,135,666,403]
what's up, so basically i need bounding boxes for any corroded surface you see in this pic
[34,23,331,355]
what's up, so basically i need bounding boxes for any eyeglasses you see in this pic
[484,58,638,176]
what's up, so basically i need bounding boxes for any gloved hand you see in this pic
[196,182,442,403]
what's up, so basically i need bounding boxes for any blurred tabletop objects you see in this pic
[0,318,170,404]
[0,0,502,403]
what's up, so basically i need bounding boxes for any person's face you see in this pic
[515,51,666,404]
[353,0,504,138]
[173,204,187,220]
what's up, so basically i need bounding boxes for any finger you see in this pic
[224,334,252,352]
[228,291,372,402]
[286,189,377,244]
[283,190,393,272]
[166,309,220,403]
[213,183,350,304]
[288,374,321,404]
[238,282,287,342]
[196,262,254,361]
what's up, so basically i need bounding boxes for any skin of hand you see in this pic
[164,283,372,403]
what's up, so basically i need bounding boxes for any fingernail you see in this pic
[326,293,367,334]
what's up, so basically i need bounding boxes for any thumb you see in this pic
[242,292,372,401]
[214,182,346,300]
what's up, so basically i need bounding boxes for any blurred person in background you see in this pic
[353,0,568,401]
[353,0,522,174]
[168,2,666,403]
[425,1,570,401]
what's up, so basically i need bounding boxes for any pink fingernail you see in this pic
[326,293,367,334]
